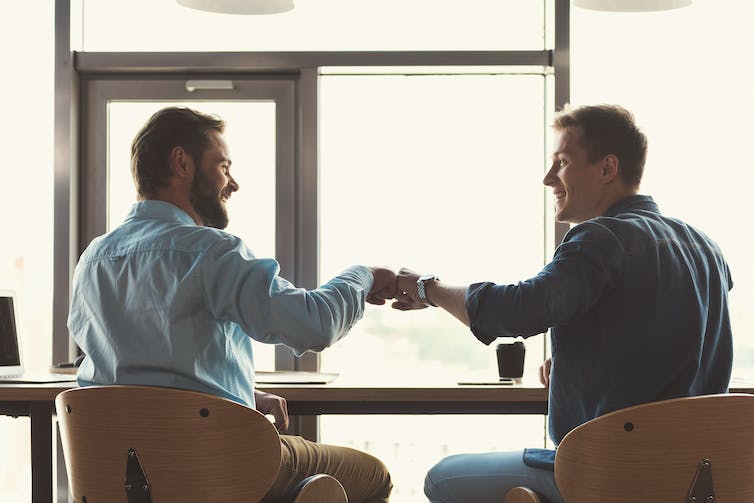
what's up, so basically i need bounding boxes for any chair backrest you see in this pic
[56,385,282,503]
[554,393,754,503]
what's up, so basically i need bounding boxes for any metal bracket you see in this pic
[125,448,153,503]
[687,458,715,503]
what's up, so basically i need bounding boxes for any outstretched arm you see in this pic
[392,268,470,326]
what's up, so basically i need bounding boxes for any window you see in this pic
[321,414,546,501]
[62,2,559,502]
[84,79,298,371]
[107,101,277,257]
[17,1,752,503]
[571,0,754,380]
[0,3,54,501]
[74,0,545,52]
[317,70,552,501]
[319,71,550,381]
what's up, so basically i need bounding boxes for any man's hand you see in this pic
[539,358,552,388]
[392,267,429,311]
[366,266,397,305]
[254,390,289,432]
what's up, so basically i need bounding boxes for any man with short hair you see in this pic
[391,104,733,503]
[69,106,394,502]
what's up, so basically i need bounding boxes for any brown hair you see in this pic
[130,107,225,198]
[553,104,647,188]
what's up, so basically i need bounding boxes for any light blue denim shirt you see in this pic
[68,200,373,408]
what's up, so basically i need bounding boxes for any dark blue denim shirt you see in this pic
[466,195,733,446]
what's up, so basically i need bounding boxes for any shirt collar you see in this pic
[603,194,659,217]
[124,200,197,226]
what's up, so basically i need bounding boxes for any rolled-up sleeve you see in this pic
[200,236,373,355]
[466,222,624,345]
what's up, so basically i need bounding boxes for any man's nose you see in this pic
[543,165,556,186]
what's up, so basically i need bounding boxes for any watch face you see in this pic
[419,274,436,282]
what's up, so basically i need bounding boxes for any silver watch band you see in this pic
[416,275,438,307]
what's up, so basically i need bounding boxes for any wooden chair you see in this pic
[503,486,542,503]
[504,393,754,503]
[55,385,347,503]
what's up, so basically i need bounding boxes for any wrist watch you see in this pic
[416,274,439,307]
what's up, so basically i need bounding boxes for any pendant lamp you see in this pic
[573,0,692,12]
[177,0,294,15]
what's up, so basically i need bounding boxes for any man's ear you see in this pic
[169,146,194,179]
[600,154,620,184]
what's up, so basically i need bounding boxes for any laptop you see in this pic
[0,290,77,383]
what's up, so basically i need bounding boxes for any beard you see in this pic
[190,169,230,229]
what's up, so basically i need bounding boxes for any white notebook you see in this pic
[255,371,338,384]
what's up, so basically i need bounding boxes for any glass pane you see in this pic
[320,415,546,503]
[107,101,277,370]
[571,0,754,381]
[77,0,545,52]
[319,73,548,500]
[320,73,548,380]
[0,417,31,502]
[0,1,54,501]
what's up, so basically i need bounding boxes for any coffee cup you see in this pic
[496,341,526,379]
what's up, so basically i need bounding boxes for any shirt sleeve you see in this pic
[199,235,374,356]
[466,221,625,345]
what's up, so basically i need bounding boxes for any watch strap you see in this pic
[417,275,438,307]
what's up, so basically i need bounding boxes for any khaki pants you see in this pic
[261,435,393,503]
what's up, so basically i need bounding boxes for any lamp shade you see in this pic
[177,0,294,15]
[573,0,691,12]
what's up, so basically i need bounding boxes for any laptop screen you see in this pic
[0,294,21,367]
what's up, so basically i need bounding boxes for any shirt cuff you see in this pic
[465,282,498,345]
[347,265,374,291]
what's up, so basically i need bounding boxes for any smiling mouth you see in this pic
[553,191,565,201]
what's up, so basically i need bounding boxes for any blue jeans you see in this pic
[424,451,564,503]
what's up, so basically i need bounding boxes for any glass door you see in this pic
[83,77,296,370]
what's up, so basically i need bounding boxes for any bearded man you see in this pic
[68,107,395,503]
